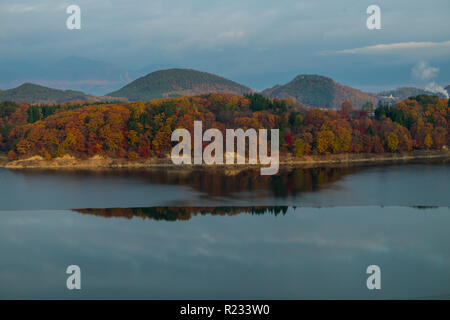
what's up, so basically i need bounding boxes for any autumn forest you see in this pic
[0,93,448,162]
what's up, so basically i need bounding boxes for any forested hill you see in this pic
[262,74,379,109]
[0,93,448,162]
[0,83,126,104]
[0,83,87,104]
[108,68,252,101]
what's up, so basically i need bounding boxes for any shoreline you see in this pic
[1,150,449,171]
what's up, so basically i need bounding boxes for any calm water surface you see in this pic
[0,162,448,208]
[0,162,449,299]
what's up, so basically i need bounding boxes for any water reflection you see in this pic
[7,166,359,197]
[74,206,289,221]
[1,161,449,209]
[1,206,450,299]
[73,205,446,222]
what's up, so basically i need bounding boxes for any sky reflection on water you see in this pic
[0,206,449,299]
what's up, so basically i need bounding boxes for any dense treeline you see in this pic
[0,93,448,161]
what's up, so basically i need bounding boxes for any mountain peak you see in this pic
[108,68,252,101]
[263,74,378,109]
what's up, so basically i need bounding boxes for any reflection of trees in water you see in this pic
[74,206,289,221]
[270,167,357,198]
[17,166,360,198]
[131,166,359,198]
[74,205,447,221]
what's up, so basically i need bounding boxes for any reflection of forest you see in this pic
[141,166,360,198]
[15,166,360,198]
[103,166,358,198]
[74,206,446,221]
[74,206,289,221]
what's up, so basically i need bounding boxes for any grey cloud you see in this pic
[0,0,448,90]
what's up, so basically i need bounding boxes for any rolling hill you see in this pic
[108,68,252,101]
[0,83,126,104]
[262,74,379,109]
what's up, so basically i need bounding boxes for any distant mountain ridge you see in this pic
[262,74,379,109]
[378,87,447,100]
[108,68,252,101]
[1,68,447,108]
[0,83,126,104]
[0,57,130,96]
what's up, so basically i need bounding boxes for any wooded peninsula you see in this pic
[0,93,448,169]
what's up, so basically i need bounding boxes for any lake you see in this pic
[0,161,449,299]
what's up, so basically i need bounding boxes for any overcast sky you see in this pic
[0,0,449,91]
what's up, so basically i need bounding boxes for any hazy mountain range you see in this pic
[0,57,131,96]
[378,87,449,101]
[0,83,125,105]
[0,57,448,107]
